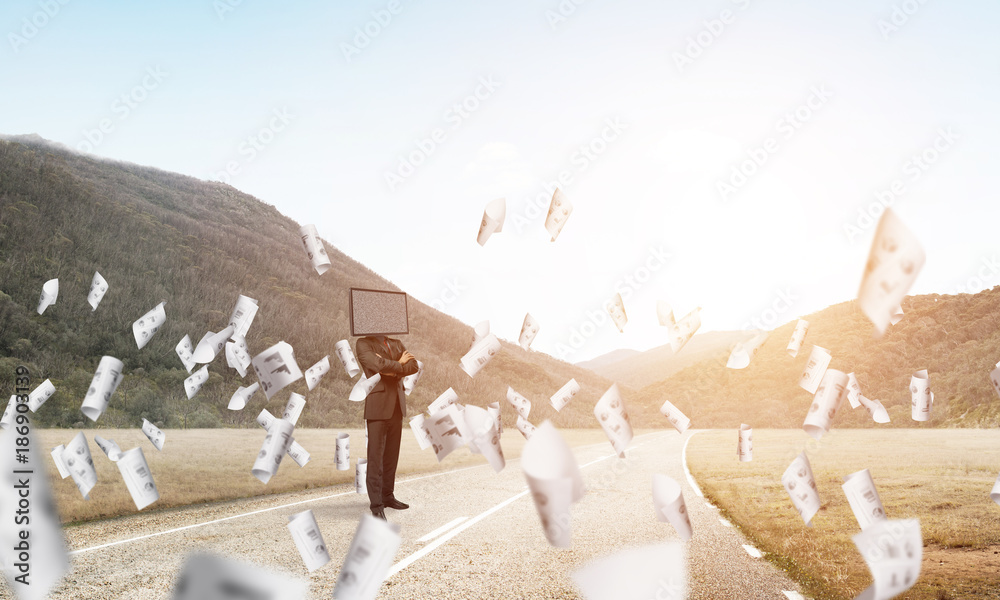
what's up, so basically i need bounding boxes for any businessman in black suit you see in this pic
[355,335,419,520]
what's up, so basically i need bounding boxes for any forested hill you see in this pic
[0,135,624,430]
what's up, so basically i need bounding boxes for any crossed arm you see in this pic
[356,338,419,379]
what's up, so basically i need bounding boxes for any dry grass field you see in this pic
[686,429,1000,600]
[39,427,626,526]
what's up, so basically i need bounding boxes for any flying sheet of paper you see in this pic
[356,458,368,494]
[409,414,432,450]
[252,418,295,484]
[890,305,904,326]
[519,312,540,350]
[87,271,108,311]
[843,468,887,531]
[658,303,701,353]
[858,209,925,336]
[142,418,165,451]
[283,393,306,426]
[252,341,303,400]
[992,472,1000,505]
[469,319,490,351]
[737,424,752,462]
[506,386,532,419]
[594,383,632,458]
[782,452,821,526]
[28,378,55,412]
[51,445,70,478]
[80,355,124,422]
[989,360,1000,400]
[0,396,14,430]
[402,360,424,396]
[464,405,505,473]
[228,294,259,338]
[175,335,197,373]
[460,332,501,378]
[332,513,402,600]
[132,301,166,350]
[192,325,235,364]
[423,403,471,463]
[63,431,98,499]
[910,369,933,422]
[306,355,330,391]
[477,197,506,246]
[859,395,891,424]
[516,414,536,440]
[544,188,573,242]
[652,474,692,542]
[660,400,691,434]
[607,293,628,333]
[256,409,310,467]
[846,372,863,409]
[571,542,686,600]
[350,372,381,402]
[487,401,502,435]
[335,433,351,470]
[300,223,332,275]
[117,446,159,511]
[225,334,252,378]
[522,420,585,547]
[37,278,58,315]
[550,378,580,412]
[171,552,307,600]
[94,435,123,461]
[726,332,768,369]
[787,319,809,358]
[228,382,259,410]
[184,365,210,400]
[287,509,330,572]
[803,368,848,440]
[799,345,832,394]
[852,519,922,600]
[0,426,70,600]
[335,340,362,378]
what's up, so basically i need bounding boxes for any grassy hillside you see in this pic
[0,136,636,431]
[629,292,1000,428]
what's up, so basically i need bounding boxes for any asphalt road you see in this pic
[6,430,808,599]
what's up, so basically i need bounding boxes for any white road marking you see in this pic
[681,430,704,497]
[741,544,763,558]
[782,591,806,600]
[719,517,732,527]
[416,517,468,543]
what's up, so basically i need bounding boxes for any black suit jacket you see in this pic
[355,336,419,421]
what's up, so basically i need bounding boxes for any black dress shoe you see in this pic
[372,508,387,520]
[384,498,409,510]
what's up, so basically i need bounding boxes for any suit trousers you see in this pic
[366,399,403,511]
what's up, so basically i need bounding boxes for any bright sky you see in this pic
[3,0,999,362]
